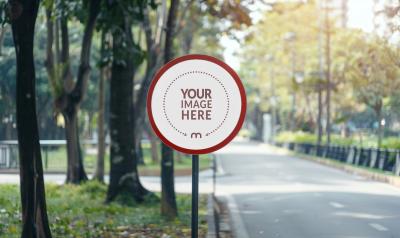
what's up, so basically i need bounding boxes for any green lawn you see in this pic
[41,142,210,174]
[0,182,208,237]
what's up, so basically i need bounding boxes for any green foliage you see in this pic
[381,137,400,149]
[346,34,400,110]
[276,131,400,149]
[96,0,150,68]
[276,131,314,144]
[275,131,354,146]
[0,182,208,237]
[240,0,400,139]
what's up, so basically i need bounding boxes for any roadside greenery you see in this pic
[0,181,208,238]
[276,131,400,149]
[241,1,400,147]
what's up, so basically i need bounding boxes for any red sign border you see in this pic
[147,54,246,155]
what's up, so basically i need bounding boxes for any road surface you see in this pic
[215,141,400,238]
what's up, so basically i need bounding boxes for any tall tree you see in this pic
[323,0,332,145]
[93,31,109,182]
[133,2,166,164]
[45,0,100,183]
[104,0,150,203]
[348,35,400,147]
[160,0,179,219]
[8,0,53,237]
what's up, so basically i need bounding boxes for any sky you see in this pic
[221,0,376,70]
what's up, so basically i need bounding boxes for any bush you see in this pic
[275,131,317,144]
[381,137,400,149]
[275,131,400,149]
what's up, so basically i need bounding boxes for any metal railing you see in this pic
[0,140,102,170]
[276,142,400,176]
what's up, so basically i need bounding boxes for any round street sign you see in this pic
[147,54,246,154]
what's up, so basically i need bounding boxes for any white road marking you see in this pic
[369,223,388,232]
[329,202,345,208]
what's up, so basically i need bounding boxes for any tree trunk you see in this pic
[317,83,323,148]
[376,102,383,148]
[55,0,100,183]
[150,142,159,163]
[145,123,160,163]
[253,105,263,141]
[9,0,53,237]
[64,110,87,183]
[161,143,177,218]
[160,0,180,219]
[133,6,160,166]
[176,152,183,163]
[0,25,7,55]
[137,141,145,165]
[93,32,107,182]
[106,22,149,203]
[290,93,296,131]
[151,145,159,163]
[325,4,332,145]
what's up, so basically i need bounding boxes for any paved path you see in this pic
[214,141,400,238]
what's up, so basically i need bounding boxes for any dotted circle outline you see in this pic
[162,71,230,137]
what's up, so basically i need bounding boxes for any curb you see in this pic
[272,145,400,189]
[207,194,217,238]
[299,154,400,188]
[225,194,250,238]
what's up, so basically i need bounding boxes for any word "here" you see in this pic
[180,88,212,120]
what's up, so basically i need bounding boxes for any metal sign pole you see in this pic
[192,154,199,238]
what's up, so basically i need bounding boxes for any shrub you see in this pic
[275,131,400,149]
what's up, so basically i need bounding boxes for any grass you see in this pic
[0,181,208,238]
[41,142,210,174]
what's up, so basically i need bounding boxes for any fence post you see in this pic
[346,146,354,164]
[370,149,378,168]
[395,151,400,176]
[354,147,359,165]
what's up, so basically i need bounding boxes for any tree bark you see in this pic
[133,6,161,165]
[0,26,7,56]
[376,101,383,148]
[106,21,149,203]
[59,16,88,184]
[317,83,323,155]
[93,32,107,182]
[325,3,332,145]
[160,0,180,219]
[64,110,87,183]
[145,122,159,163]
[9,0,53,237]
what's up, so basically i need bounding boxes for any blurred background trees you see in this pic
[241,0,400,149]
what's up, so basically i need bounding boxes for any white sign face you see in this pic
[147,55,246,154]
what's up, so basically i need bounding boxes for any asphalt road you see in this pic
[215,141,400,238]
